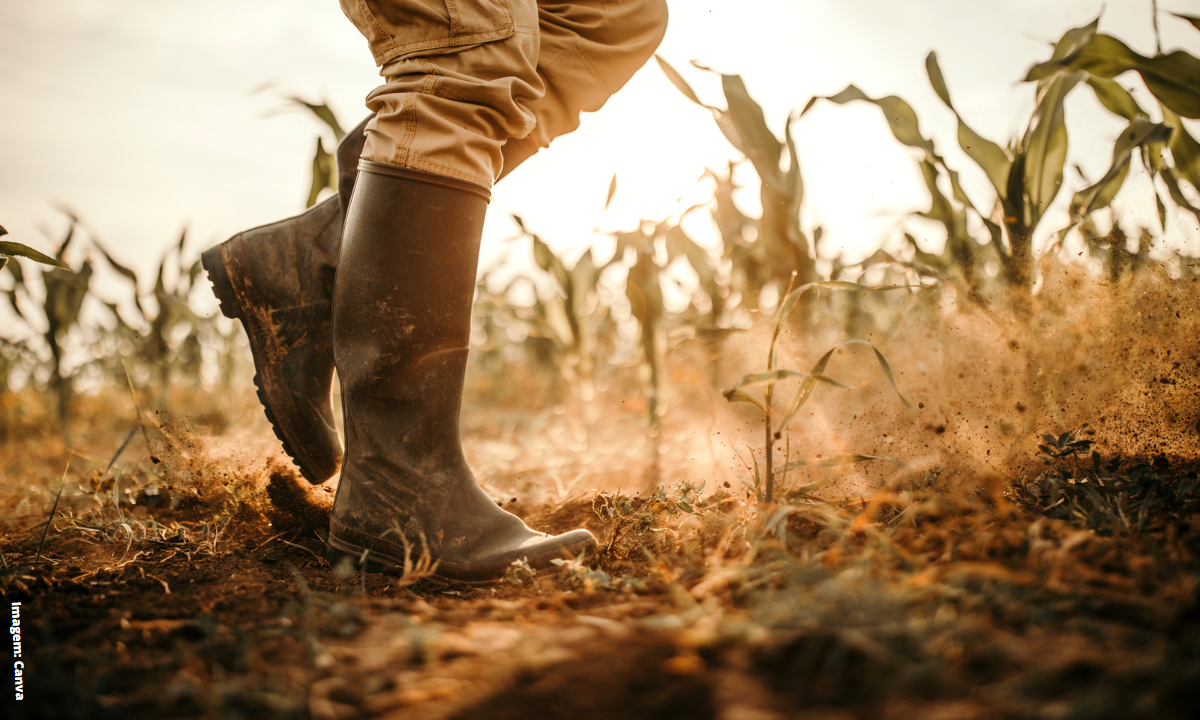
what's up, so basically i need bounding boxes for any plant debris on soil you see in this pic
[2,375,1199,720]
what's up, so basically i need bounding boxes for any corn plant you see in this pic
[92,227,226,403]
[801,13,1200,310]
[1,224,76,394]
[723,279,911,506]
[281,96,346,208]
[658,57,818,295]
[2,217,94,427]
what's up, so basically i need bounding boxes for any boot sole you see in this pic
[325,526,597,587]
[202,240,338,485]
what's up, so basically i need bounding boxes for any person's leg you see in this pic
[328,0,601,581]
[329,167,595,581]
[498,0,669,179]
[204,0,668,486]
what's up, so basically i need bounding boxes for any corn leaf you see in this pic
[1025,34,1200,119]
[1160,104,1200,191]
[1070,117,1172,219]
[804,85,936,158]
[733,368,847,389]
[1086,77,1146,121]
[307,137,334,209]
[926,52,1012,200]
[781,477,834,499]
[784,112,804,208]
[1161,167,1200,225]
[1022,71,1082,228]
[0,240,73,271]
[655,55,711,109]
[841,338,912,410]
[774,347,837,433]
[287,96,345,141]
[774,453,906,474]
[917,159,959,233]
[721,74,784,192]
[1171,13,1200,33]
[721,387,767,414]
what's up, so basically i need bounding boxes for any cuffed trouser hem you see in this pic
[358,160,492,203]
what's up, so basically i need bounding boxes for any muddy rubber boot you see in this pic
[201,116,370,484]
[325,164,597,584]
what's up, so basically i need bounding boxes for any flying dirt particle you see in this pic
[1016,403,1027,413]
[936,426,946,435]
[723,481,731,488]
[150,456,161,464]
[919,402,925,409]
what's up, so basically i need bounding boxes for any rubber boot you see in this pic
[201,116,369,484]
[325,164,597,584]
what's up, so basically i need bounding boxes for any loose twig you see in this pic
[35,455,72,568]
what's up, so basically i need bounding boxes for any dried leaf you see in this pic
[774,453,906,474]
[655,55,710,108]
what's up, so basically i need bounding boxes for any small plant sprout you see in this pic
[504,557,536,585]
[722,274,912,505]
[1038,424,1095,473]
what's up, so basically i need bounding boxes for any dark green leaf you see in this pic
[1086,77,1145,121]
[1049,15,1100,63]
[917,159,957,233]
[1023,72,1082,227]
[926,52,1012,199]
[1025,34,1200,118]
[1070,117,1172,219]
[1170,13,1200,33]
[287,96,345,140]
[1161,104,1200,190]
[1161,168,1200,225]
[0,241,73,270]
[307,137,334,209]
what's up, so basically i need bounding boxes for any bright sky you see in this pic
[1,0,1198,319]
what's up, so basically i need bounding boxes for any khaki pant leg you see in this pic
[339,0,669,186]
[340,0,543,188]
[499,0,669,179]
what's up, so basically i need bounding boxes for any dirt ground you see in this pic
[3,299,1200,719]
